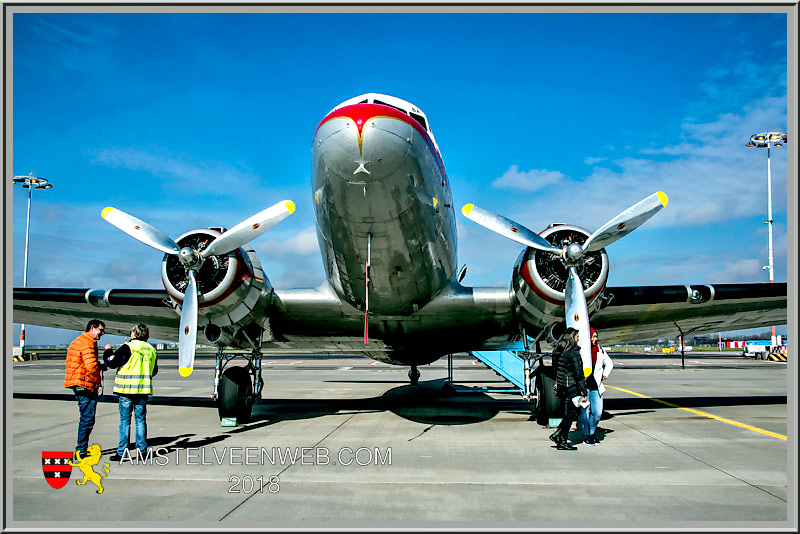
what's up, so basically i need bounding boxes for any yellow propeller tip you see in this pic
[179,367,193,377]
[656,191,668,207]
[285,200,296,214]
[101,207,114,219]
[462,203,474,216]
[433,197,438,208]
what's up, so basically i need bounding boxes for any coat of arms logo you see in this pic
[42,451,73,489]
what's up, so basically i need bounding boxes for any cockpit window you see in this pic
[373,99,409,116]
[409,112,428,132]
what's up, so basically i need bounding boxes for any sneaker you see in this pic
[583,436,596,446]
[109,453,123,462]
[549,431,561,444]
[556,441,577,451]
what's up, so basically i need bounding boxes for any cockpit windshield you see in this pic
[331,93,438,151]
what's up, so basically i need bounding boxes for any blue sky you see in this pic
[10,11,789,345]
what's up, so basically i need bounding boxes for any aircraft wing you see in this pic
[13,281,787,351]
[12,288,180,341]
[590,282,788,344]
[11,284,516,359]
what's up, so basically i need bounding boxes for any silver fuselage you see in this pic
[313,103,457,315]
[294,102,517,364]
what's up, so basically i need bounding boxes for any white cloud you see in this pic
[497,92,787,234]
[91,146,264,198]
[255,226,320,258]
[584,157,607,165]
[491,165,566,192]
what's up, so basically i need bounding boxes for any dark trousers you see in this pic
[72,387,98,454]
[555,388,581,441]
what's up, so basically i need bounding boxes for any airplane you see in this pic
[13,92,787,424]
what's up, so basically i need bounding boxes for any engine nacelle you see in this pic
[161,228,274,348]
[511,224,609,343]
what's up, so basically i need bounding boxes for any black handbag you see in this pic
[557,385,578,399]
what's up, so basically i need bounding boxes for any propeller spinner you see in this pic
[101,200,296,376]
[462,191,667,373]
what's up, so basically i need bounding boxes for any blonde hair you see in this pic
[131,324,149,341]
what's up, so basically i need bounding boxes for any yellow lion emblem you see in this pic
[68,444,110,494]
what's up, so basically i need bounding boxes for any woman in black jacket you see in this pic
[549,327,588,450]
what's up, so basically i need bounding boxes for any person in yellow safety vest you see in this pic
[103,324,158,462]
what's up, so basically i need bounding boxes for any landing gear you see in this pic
[218,366,254,424]
[408,365,420,386]
[535,371,560,426]
[213,346,264,426]
[441,353,456,395]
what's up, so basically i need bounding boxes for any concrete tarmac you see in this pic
[9,351,791,527]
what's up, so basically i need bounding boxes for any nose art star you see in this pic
[353,160,371,175]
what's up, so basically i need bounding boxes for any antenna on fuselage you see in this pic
[364,232,372,344]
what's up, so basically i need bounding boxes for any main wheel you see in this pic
[218,366,254,424]
[535,373,561,426]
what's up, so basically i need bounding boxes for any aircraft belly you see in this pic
[272,285,516,365]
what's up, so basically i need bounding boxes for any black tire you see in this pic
[218,366,253,423]
[535,373,561,426]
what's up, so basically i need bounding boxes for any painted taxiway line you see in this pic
[606,385,787,441]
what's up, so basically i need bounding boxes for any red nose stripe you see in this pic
[316,103,428,140]
[315,102,447,182]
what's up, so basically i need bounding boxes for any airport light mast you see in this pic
[746,131,786,348]
[12,172,54,359]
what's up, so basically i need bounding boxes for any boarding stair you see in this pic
[443,347,563,427]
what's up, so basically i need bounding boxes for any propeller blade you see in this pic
[462,204,561,254]
[101,207,180,255]
[583,192,668,252]
[178,270,198,378]
[201,200,296,258]
[564,267,592,379]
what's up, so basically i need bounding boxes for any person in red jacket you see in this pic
[64,319,110,459]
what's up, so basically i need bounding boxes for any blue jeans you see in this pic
[117,394,148,455]
[73,388,98,454]
[579,389,603,437]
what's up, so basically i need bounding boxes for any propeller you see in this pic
[462,191,668,373]
[565,266,591,376]
[178,269,199,377]
[462,204,561,254]
[582,192,668,252]
[101,200,296,376]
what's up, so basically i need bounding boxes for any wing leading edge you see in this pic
[591,282,787,344]
[13,281,787,352]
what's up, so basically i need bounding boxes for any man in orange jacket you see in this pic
[64,319,111,458]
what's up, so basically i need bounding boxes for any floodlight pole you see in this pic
[766,143,774,287]
[746,131,786,349]
[12,172,53,359]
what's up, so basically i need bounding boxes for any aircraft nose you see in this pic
[314,105,416,184]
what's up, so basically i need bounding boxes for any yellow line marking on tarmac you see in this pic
[607,385,787,441]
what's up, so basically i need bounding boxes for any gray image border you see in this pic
[3,2,797,531]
